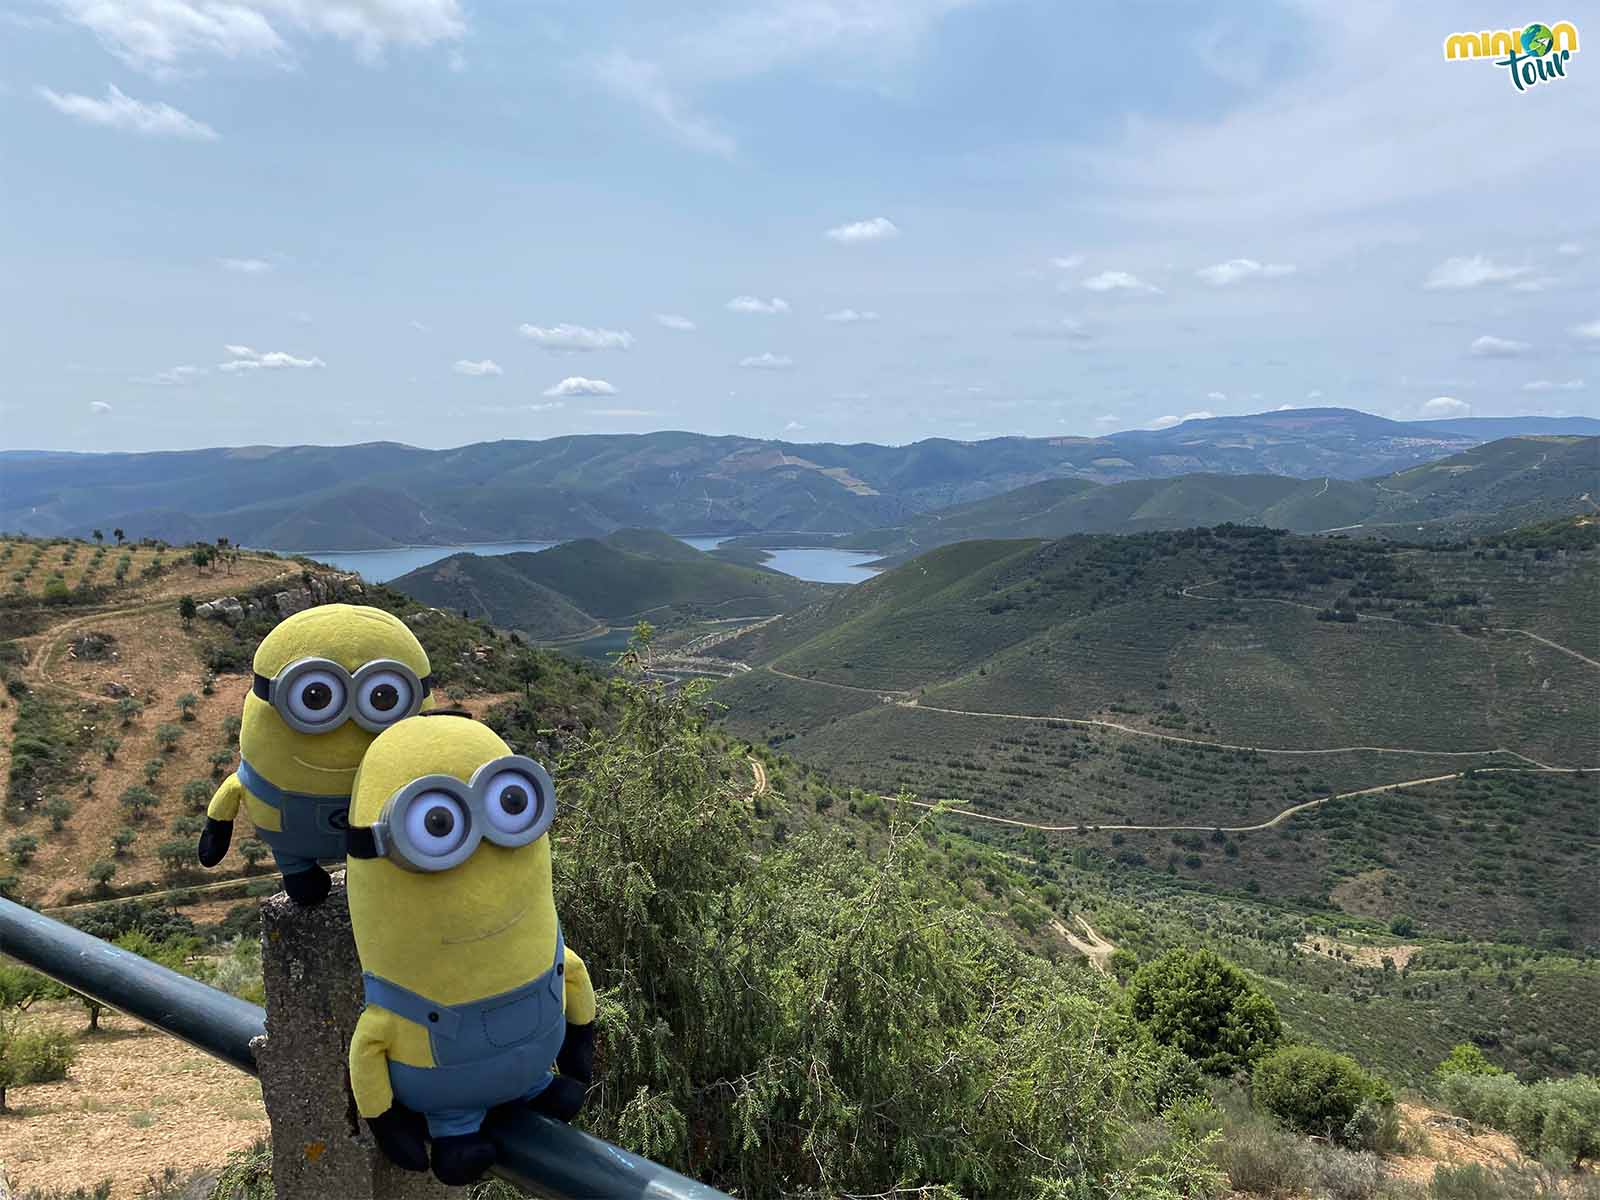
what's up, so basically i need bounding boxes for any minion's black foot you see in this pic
[431,1133,496,1185]
[527,1074,586,1122]
[281,865,331,906]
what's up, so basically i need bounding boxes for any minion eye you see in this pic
[484,769,543,835]
[356,670,414,726]
[405,791,469,858]
[287,670,347,727]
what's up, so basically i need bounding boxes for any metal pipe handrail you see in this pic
[0,897,729,1200]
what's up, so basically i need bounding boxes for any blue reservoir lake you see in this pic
[289,537,882,586]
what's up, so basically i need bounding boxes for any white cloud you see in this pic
[654,313,696,331]
[217,256,272,273]
[1510,277,1557,293]
[1205,391,1227,402]
[1050,254,1084,270]
[1572,319,1600,342]
[589,408,657,418]
[1306,389,1324,400]
[54,0,465,74]
[1423,255,1531,290]
[89,400,113,414]
[1557,242,1582,257]
[824,308,879,323]
[1195,258,1296,286]
[134,364,207,385]
[527,401,563,412]
[517,323,634,351]
[1014,317,1092,342]
[591,51,735,156]
[726,296,790,315]
[738,352,793,370]
[1521,379,1585,392]
[1093,413,1122,427]
[1082,270,1161,294]
[409,319,431,333]
[453,359,502,377]
[217,345,324,371]
[1469,335,1530,358]
[1147,410,1214,429]
[543,376,616,397]
[783,420,805,432]
[1420,396,1470,418]
[37,84,217,140]
[824,216,899,244]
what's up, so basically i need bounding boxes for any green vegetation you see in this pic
[1125,948,1282,1075]
[1252,1044,1394,1146]
[1437,1071,1600,1167]
[391,528,831,640]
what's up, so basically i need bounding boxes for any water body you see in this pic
[288,536,880,585]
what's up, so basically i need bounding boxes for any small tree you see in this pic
[120,785,157,821]
[1125,947,1282,1075]
[171,813,205,837]
[7,835,39,866]
[86,859,117,890]
[222,715,242,745]
[176,692,199,721]
[156,841,191,878]
[1436,1043,1505,1081]
[155,723,183,753]
[45,797,72,831]
[240,838,270,869]
[209,750,236,779]
[116,696,143,726]
[178,595,198,629]
[98,734,122,762]
[113,528,125,545]
[111,826,137,856]
[1253,1044,1394,1147]
[92,529,104,545]
[0,1012,77,1112]
[142,757,166,785]
[182,779,211,813]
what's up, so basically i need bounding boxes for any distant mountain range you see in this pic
[838,435,1600,559]
[390,528,831,640]
[3,408,1596,550]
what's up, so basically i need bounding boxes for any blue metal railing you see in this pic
[0,897,729,1200]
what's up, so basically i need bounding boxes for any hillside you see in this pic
[709,519,1600,954]
[7,410,1594,550]
[389,527,832,638]
[0,535,610,908]
[841,435,1600,558]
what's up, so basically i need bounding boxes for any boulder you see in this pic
[274,589,313,617]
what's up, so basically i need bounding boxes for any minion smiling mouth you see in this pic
[292,756,360,775]
[441,901,530,946]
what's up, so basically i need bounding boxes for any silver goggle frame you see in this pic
[253,656,431,735]
[357,754,556,873]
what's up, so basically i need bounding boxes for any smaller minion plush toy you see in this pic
[197,604,434,905]
[345,715,597,1185]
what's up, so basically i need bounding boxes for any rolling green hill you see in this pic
[841,435,1598,559]
[9,411,1594,550]
[710,519,1600,948]
[391,528,832,638]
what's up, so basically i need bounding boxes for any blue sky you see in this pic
[2,0,1597,452]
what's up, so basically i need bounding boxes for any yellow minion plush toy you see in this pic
[197,604,434,905]
[344,714,597,1185]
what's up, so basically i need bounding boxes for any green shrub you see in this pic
[1308,1145,1384,1200]
[181,779,211,813]
[8,834,39,865]
[1210,1117,1310,1197]
[1252,1045,1394,1146]
[1436,1043,1505,1080]
[1125,948,1282,1075]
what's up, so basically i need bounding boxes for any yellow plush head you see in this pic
[239,603,433,794]
[346,716,559,1006]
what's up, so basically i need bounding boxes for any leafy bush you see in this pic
[1252,1044,1393,1146]
[0,1016,77,1109]
[1125,947,1282,1075]
[1439,1071,1600,1165]
[1436,1042,1505,1080]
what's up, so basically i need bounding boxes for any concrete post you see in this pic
[255,872,460,1199]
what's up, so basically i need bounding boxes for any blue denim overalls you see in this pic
[362,927,567,1138]
[236,758,350,876]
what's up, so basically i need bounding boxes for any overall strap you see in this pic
[237,757,350,812]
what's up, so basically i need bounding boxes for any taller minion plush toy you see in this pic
[196,604,435,905]
[344,715,596,1184]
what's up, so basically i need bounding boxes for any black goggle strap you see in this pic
[346,825,382,859]
[252,671,435,703]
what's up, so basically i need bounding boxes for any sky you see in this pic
[2,0,1597,452]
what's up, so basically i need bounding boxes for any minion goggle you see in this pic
[344,755,555,873]
[252,657,434,735]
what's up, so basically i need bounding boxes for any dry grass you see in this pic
[0,1002,268,1198]
[1297,935,1423,971]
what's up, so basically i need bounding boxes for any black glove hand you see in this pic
[367,1103,430,1172]
[196,817,233,867]
[555,1020,596,1085]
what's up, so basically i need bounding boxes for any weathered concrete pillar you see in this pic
[255,872,460,1199]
